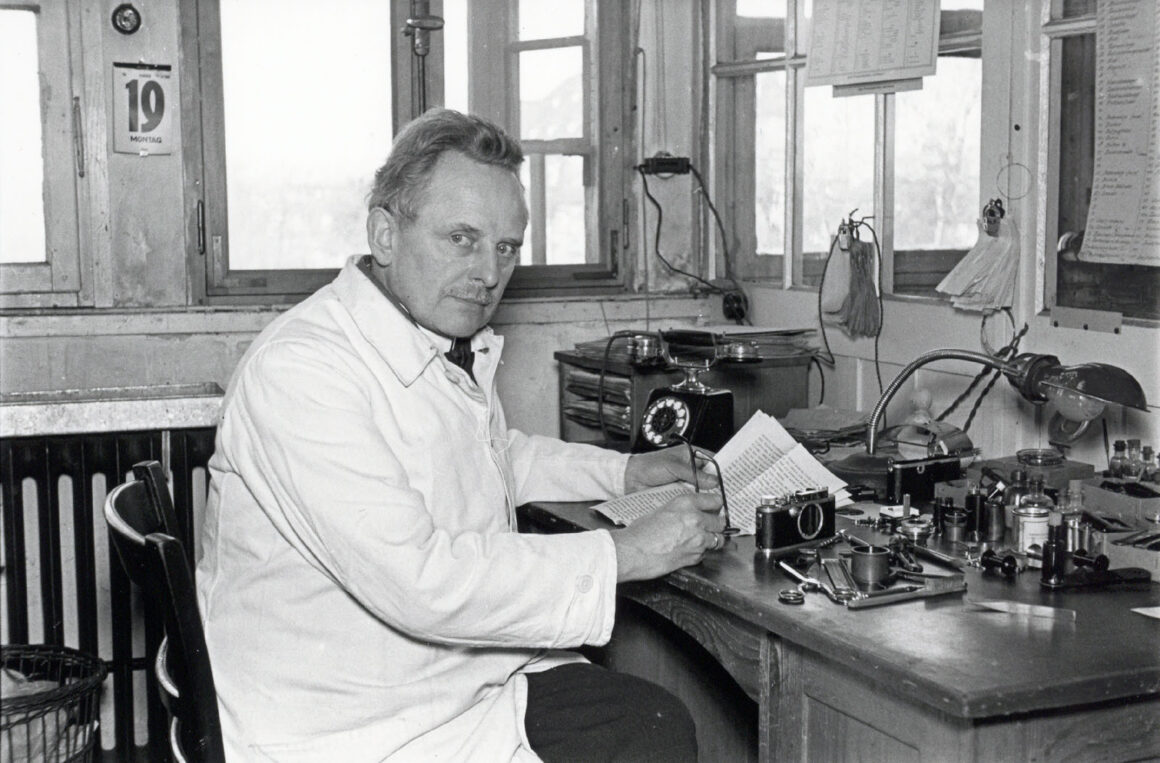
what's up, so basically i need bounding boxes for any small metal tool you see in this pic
[821,558,860,602]
[777,560,847,605]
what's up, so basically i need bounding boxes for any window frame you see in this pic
[0,1,85,308]
[709,1,984,296]
[467,0,633,297]
[1038,1,1158,323]
[184,0,632,305]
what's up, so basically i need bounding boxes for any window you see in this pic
[453,0,631,296]
[712,0,983,295]
[1043,0,1159,321]
[0,2,83,306]
[189,0,403,301]
[187,0,631,303]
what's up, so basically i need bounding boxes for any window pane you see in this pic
[801,88,873,267]
[519,154,585,266]
[894,56,980,251]
[755,70,786,257]
[0,10,47,264]
[519,0,583,40]
[543,155,585,265]
[519,47,583,140]
[736,0,787,18]
[443,0,468,112]
[219,0,392,270]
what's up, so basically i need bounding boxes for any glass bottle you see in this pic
[1021,477,1055,511]
[1124,439,1144,482]
[1002,468,1029,536]
[1142,446,1157,483]
[1109,440,1128,478]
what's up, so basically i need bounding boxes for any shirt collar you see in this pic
[335,256,499,385]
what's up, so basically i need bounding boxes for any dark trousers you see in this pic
[524,662,698,762]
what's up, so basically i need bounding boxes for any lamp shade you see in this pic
[1034,362,1149,412]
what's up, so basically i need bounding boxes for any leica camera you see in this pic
[755,488,837,556]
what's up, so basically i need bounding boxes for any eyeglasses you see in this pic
[678,438,739,537]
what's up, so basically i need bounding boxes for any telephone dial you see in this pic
[633,330,759,453]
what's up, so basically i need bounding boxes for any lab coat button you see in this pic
[576,575,594,593]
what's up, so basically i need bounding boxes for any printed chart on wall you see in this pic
[805,0,940,96]
[113,62,174,156]
[1079,0,1160,267]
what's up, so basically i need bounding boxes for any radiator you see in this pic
[1,384,221,761]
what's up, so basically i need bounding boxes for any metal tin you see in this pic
[981,499,1006,543]
[898,517,933,545]
[849,545,892,587]
[965,489,985,537]
[943,509,967,544]
[1014,506,1050,553]
[755,499,779,555]
[1062,510,1083,552]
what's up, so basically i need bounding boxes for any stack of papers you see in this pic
[593,412,851,535]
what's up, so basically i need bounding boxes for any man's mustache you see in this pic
[447,288,493,305]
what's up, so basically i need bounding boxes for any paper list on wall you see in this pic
[1079,0,1160,266]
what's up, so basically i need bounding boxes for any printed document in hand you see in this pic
[593,412,851,535]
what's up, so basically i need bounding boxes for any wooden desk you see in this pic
[519,503,1160,762]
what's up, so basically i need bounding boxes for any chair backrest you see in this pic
[105,462,225,763]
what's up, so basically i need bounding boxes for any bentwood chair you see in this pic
[104,461,225,763]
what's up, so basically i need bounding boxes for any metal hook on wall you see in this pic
[403,0,445,113]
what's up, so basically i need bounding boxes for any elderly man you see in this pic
[197,108,725,761]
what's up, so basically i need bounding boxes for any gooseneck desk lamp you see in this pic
[834,350,1149,496]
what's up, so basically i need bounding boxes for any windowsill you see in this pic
[747,281,953,306]
[0,291,715,338]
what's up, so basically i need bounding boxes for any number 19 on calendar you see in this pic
[113,62,174,155]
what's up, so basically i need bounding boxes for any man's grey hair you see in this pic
[367,109,524,219]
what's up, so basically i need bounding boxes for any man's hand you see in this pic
[624,445,719,494]
[611,492,725,582]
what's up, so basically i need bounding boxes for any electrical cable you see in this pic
[638,167,724,295]
[856,219,885,395]
[689,163,750,325]
[936,320,1029,430]
[596,331,641,446]
[810,355,826,406]
[814,235,840,367]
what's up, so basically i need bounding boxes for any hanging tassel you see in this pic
[836,238,881,338]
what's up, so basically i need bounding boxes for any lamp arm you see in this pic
[866,349,1018,455]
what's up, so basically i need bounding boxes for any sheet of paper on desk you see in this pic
[593,412,850,534]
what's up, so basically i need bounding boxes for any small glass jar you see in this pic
[1109,440,1128,478]
[1125,439,1144,482]
[1013,505,1051,557]
[1003,469,1029,536]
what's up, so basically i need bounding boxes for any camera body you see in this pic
[755,488,837,555]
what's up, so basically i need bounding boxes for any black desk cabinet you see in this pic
[555,350,810,450]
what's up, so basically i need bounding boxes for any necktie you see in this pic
[445,337,476,382]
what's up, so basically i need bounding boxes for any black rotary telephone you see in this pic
[633,330,758,453]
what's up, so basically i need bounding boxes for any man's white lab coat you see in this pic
[197,257,627,760]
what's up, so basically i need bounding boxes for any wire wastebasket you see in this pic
[2,645,107,763]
